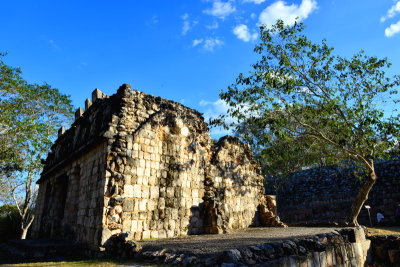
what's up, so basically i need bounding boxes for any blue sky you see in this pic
[1,0,400,135]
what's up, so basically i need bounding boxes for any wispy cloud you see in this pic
[181,13,198,35]
[242,0,267,4]
[259,0,318,27]
[146,15,159,26]
[233,24,258,42]
[199,99,231,136]
[385,20,400,37]
[381,1,400,23]
[206,21,220,29]
[192,37,224,51]
[192,39,204,47]
[204,0,236,19]
[48,39,61,50]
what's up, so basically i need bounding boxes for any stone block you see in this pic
[319,251,327,267]
[139,199,147,211]
[141,185,149,198]
[123,199,134,212]
[150,186,159,199]
[58,127,66,137]
[158,204,166,215]
[167,230,174,238]
[85,98,92,110]
[326,246,335,266]
[123,185,134,197]
[122,219,132,231]
[75,108,84,120]
[92,88,107,102]
[137,167,144,177]
[131,220,138,232]
[133,184,141,198]
[150,230,158,239]
[148,199,156,211]
[142,230,150,239]
[166,187,174,198]
[347,227,366,243]
[100,228,112,245]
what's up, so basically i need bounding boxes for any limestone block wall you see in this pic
[266,160,400,225]
[32,142,108,246]
[101,85,212,243]
[204,136,284,234]
[34,84,283,246]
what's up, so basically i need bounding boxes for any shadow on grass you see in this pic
[0,253,157,267]
[3,258,158,267]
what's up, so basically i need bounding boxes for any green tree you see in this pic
[0,53,74,238]
[213,21,400,226]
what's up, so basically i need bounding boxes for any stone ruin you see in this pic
[31,84,284,248]
[266,161,400,226]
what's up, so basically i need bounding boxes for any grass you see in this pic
[10,259,119,267]
[366,227,400,236]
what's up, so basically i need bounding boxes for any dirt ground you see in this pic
[140,227,339,257]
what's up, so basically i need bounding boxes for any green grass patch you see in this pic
[366,227,400,236]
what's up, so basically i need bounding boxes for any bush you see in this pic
[0,205,21,241]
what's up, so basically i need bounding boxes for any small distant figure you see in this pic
[396,203,400,225]
[376,211,384,225]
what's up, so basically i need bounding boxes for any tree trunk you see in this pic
[21,227,28,240]
[20,215,34,239]
[347,166,376,226]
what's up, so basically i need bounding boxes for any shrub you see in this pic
[0,205,21,241]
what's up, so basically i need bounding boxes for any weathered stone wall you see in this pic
[32,142,108,246]
[101,86,213,242]
[34,84,282,247]
[100,85,283,243]
[266,160,400,225]
[204,136,284,234]
[369,235,400,266]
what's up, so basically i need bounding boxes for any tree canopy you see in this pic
[213,21,400,225]
[0,53,74,238]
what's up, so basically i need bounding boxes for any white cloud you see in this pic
[259,0,318,27]
[181,13,198,36]
[381,1,400,23]
[204,37,224,51]
[199,99,229,113]
[204,0,236,19]
[385,20,400,37]
[199,99,232,136]
[192,37,224,51]
[233,24,258,42]
[192,39,204,47]
[206,21,220,29]
[243,0,267,4]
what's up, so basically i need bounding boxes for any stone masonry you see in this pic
[266,161,400,225]
[31,84,284,248]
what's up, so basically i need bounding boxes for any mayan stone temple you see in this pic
[31,84,284,248]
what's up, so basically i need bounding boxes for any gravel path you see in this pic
[139,227,340,258]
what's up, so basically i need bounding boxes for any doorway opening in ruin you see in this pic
[63,165,81,239]
[48,173,69,237]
